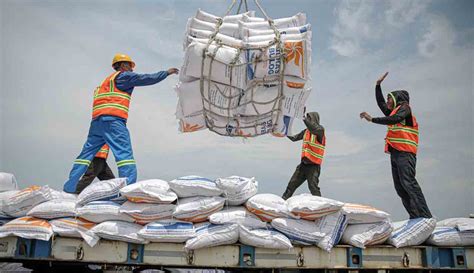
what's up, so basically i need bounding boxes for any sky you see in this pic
[0,0,472,221]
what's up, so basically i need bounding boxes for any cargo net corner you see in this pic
[175,0,312,137]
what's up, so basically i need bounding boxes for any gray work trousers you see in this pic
[282,163,321,200]
[390,150,432,219]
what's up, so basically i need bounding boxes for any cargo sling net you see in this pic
[177,0,310,137]
[200,0,285,137]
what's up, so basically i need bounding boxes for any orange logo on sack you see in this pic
[181,121,204,132]
[284,41,305,78]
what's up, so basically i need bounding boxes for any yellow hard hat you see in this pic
[112,53,135,68]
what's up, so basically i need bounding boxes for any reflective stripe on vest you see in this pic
[385,105,419,154]
[301,130,325,165]
[95,144,110,159]
[92,72,131,120]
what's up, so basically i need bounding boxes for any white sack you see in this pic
[91,221,147,244]
[209,206,267,229]
[314,211,348,252]
[50,217,99,247]
[120,179,177,204]
[50,189,77,201]
[173,196,225,223]
[182,41,247,89]
[138,220,195,243]
[0,190,19,215]
[216,176,258,206]
[238,225,292,249]
[245,193,290,222]
[0,216,53,241]
[241,24,311,38]
[77,201,134,223]
[0,172,18,192]
[27,199,76,219]
[195,9,256,24]
[271,218,324,245]
[427,226,474,246]
[247,40,310,80]
[240,13,306,26]
[437,218,474,232]
[388,218,436,248]
[120,201,175,225]
[169,175,223,197]
[238,13,306,31]
[185,222,239,250]
[3,185,53,217]
[286,194,344,220]
[76,178,127,206]
[342,203,390,224]
[187,18,240,38]
[341,221,393,248]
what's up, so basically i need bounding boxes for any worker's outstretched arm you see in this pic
[287,129,306,142]
[117,68,179,90]
[372,104,411,125]
[375,72,391,116]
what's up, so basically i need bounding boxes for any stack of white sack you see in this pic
[267,194,348,251]
[119,179,177,224]
[74,178,142,244]
[427,218,474,246]
[168,176,225,222]
[340,203,393,248]
[0,185,59,241]
[176,9,312,137]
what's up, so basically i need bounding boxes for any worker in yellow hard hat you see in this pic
[64,53,179,193]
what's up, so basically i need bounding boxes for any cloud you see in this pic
[325,130,367,157]
[386,0,431,27]
[417,16,456,58]
[330,0,378,57]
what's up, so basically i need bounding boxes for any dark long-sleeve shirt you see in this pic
[372,85,412,126]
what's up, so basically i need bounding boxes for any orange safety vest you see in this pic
[92,72,131,120]
[385,105,419,154]
[95,144,110,159]
[301,130,325,165]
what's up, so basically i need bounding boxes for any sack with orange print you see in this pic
[248,39,310,81]
[50,217,99,247]
[119,201,175,225]
[245,194,291,222]
[27,199,76,219]
[120,179,177,204]
[342,203,390,224]
[0,216,53,241]
[286,194,344,220]
[3,185,53,217]
[173,196,225,223]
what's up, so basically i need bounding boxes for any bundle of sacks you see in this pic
[0,172,470,251]
[176,9,312,137]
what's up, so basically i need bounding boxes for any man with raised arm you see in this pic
[360,72,432,219]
